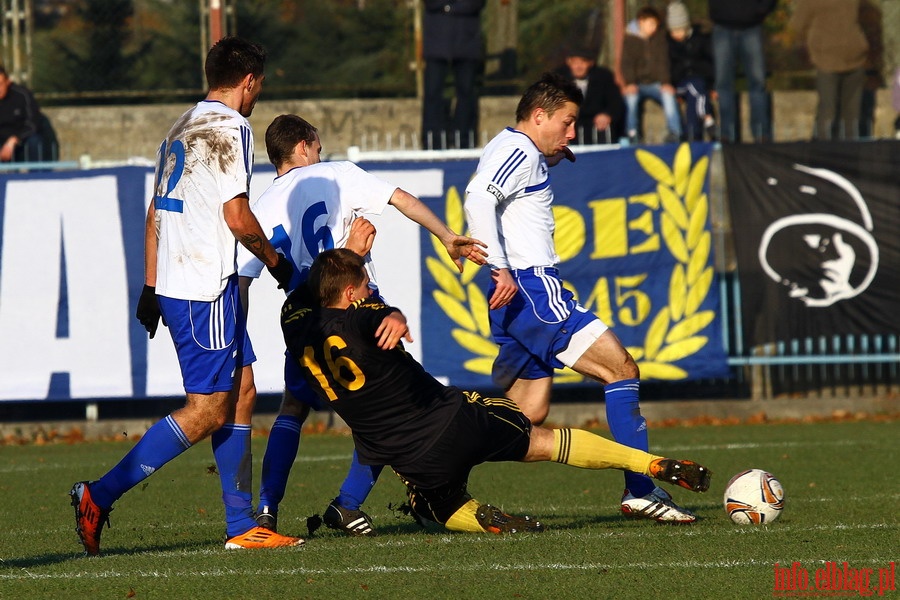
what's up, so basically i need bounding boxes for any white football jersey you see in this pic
[153,100,253,301]
[464,127,559,270]
[237,161,396,291]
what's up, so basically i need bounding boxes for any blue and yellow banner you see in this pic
[0,146,728,402]
[414,143,730,387]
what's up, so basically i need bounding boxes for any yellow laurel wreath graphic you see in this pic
[427,143,715,382]
[631,143,714,379]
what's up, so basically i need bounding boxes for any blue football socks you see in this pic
[334,450,382,511]
[257,414,302,515]
[90,415,191,510]
[211,423,257,538]
[604,378,654,497]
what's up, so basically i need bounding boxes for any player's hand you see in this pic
[267,253,294,290]
[136,284,164,338]
[345,217,376,257]
[488,268,517,310]
[443,235,487,273]
[375,310,413,350]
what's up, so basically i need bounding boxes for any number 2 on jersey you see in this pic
[154,139,185,213]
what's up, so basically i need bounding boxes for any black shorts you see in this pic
[395,390,532,523]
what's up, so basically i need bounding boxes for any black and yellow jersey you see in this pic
[281,289,464,469]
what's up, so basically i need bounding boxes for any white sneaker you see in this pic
[621,487,697,523]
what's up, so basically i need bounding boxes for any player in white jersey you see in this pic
[237,114,487,535]
[464,73,699,523]
[69,37,303,556]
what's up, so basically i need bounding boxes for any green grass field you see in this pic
[1,419,897,599]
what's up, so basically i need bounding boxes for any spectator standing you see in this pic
[621,6,682,144]
[857,0,883,138]
[709,0,776,142]
[790,0,868,140]
[666,2,717,141]
[893,67,900,139]
[421,0,485,150]
[554,46,624,144]
[0,66,54,162]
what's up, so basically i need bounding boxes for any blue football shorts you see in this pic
[489,266,608,389]
[158,274,256,394]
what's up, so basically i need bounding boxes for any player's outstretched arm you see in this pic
[388,189,487,273]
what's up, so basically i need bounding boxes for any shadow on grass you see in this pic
[1,538,220,569]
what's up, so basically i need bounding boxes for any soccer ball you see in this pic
[723,469,785,524]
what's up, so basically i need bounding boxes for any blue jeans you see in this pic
[625,83,682,139]
[712,24,770,142]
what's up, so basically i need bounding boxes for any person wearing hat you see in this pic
[554,46,625,144]
[666,1,717,141]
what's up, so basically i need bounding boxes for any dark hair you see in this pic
[308,249,366,307]
[205,36,266,90]
[515,72,583,123]
[636,6,662,24]
[265,114,318,168]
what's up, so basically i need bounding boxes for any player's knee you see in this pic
[522,404,550,426]
[279,390,311,419]
[622,354,640,379]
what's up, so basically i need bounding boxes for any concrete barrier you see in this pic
[44,90,899,163]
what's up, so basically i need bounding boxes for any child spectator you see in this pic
[621,6,682,144]
[666,2,717,141]
[555,46,625,144]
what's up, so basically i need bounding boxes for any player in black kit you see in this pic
[281,249,712,533]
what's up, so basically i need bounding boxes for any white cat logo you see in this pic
[758,165,879,308]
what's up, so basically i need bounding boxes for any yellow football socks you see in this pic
[444,498,487,533]
[551,428,662,474]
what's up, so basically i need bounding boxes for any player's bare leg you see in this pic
[504,376,552,425]
[569,329,638,384]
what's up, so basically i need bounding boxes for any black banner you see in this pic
[724,141,900,348]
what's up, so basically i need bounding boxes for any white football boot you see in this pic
[621,486,697,523]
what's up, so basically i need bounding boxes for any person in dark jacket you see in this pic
[0,66,54,162]
[421,0,485,150]
[554,46,624,144]
[709,0,777,142]
[667,2,717,141]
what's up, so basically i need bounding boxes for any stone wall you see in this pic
[45,90,898,163]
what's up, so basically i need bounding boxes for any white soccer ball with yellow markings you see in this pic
[723,469,785,524]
